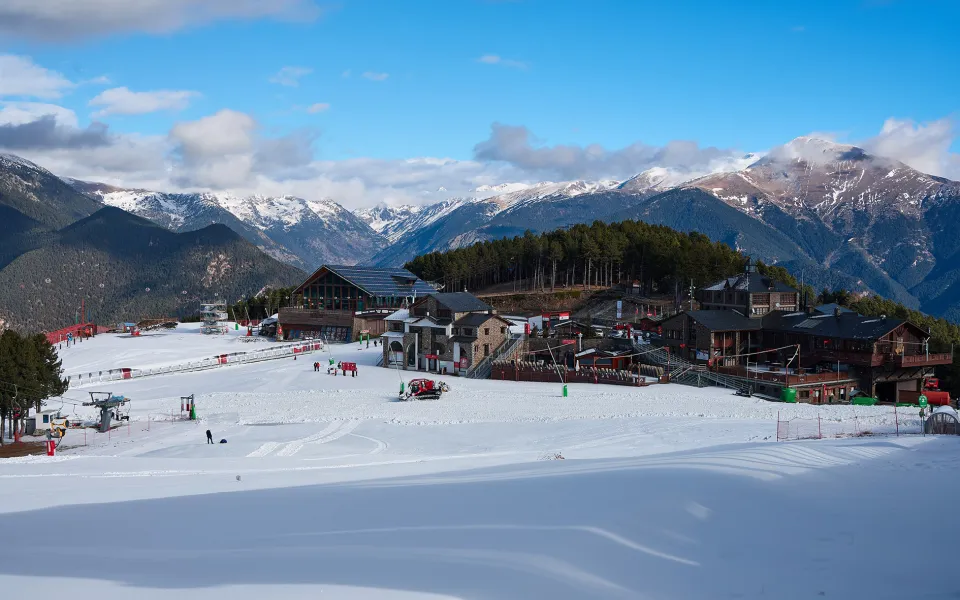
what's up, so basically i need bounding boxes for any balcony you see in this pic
[892,352,953,367]
[278,307,353,327]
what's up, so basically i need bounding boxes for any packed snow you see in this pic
[2,325,958,599]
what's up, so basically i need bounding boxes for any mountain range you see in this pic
[353,139,960,320]
[4,133,960,325]
[0,155,303,332]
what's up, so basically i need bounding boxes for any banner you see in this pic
[616,300,622,320]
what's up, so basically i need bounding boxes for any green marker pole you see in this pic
[562,384,568,397]
[190,402,196,421]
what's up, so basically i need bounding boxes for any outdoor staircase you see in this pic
[466,334,524,379]
[632,342,750,392]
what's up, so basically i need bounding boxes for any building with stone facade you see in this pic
[382,292,512,374]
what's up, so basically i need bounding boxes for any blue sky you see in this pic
[0,0,957,206]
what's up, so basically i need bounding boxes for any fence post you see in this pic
[776,411,780,441]
[894,404,899,437]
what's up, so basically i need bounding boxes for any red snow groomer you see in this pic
[401,378,450,401]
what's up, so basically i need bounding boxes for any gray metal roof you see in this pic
[702,273,796,293]
[812,303,856,316]
[762,311,912,340]
[297,265,437,298]
[430,292,492,313]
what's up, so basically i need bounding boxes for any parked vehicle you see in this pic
[401,379,449,401]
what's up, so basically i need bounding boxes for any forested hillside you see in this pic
[405,220,759,298]
[0,207,304,332]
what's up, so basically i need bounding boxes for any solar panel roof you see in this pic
[326,265,437,297]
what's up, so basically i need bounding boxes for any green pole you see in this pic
[190,403,196,421]
[562,384,568,397]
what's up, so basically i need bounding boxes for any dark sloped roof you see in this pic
[702,272,796,294]
[295,265,437,297]
[683,310,764,331]
[450,335,478,342]
[431,292,492,313]
[762,311,912,340]
[454,313,504,327]
[812,303,856,316]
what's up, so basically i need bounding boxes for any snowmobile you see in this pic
[401,378,450,401]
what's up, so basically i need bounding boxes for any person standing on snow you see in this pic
[206,430,214,444]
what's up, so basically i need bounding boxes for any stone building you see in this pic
[382,292,512,374]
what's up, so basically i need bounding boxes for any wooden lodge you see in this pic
[278,265,437,342]
[659,259,951,403]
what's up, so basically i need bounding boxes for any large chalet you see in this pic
[278,265,437,342]
[660,260,951,403]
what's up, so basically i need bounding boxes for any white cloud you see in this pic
[861,117,959,179]
[89,87,200,117]
[341,70,351,78]
[473,123,743,181]
[269,66,313,87]
[0,55,74,99]
[362,72,389,82]
[477,54,528,69]
[0,101,79,128]
[306,103,330,113]
[0,0,322,41]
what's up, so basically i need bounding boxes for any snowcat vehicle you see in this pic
[401,378,449,401]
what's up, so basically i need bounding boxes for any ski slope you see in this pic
[2,328,959,599]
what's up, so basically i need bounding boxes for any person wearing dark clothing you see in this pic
[206,429,213,444]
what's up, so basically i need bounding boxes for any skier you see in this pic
[206,429,213,444]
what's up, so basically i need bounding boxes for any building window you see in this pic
[463,328,473,336]
[501,327,507,334]
[484,344,490,356]
[484,328,490,335]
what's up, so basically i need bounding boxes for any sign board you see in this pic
[918,395,928,407]
[561,339,576,345]
[696,350,709,361]
[425,354,439,360]
[616,300,623,320]
[459,357,469,369]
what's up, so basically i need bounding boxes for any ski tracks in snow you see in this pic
[247,420,362,458]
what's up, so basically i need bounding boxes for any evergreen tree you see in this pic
[0,330,68,444]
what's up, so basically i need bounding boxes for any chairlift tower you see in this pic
[200,301,228,334]
[83,392,130,433]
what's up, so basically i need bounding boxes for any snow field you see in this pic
[2,328,959,599]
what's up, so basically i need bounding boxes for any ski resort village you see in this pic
[3,2,960,597]
[2,260,960,599]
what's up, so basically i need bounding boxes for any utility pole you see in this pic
[689,279,695,311]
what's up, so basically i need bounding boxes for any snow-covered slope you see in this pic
[2,325,955,600]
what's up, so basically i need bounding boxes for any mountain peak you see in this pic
[757,136,869,167]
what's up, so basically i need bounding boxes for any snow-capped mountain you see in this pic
[355,204,424,236]
[683,136,960,315]
[71,184,383,270]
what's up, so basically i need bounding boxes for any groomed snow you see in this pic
[2,328,959,599]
